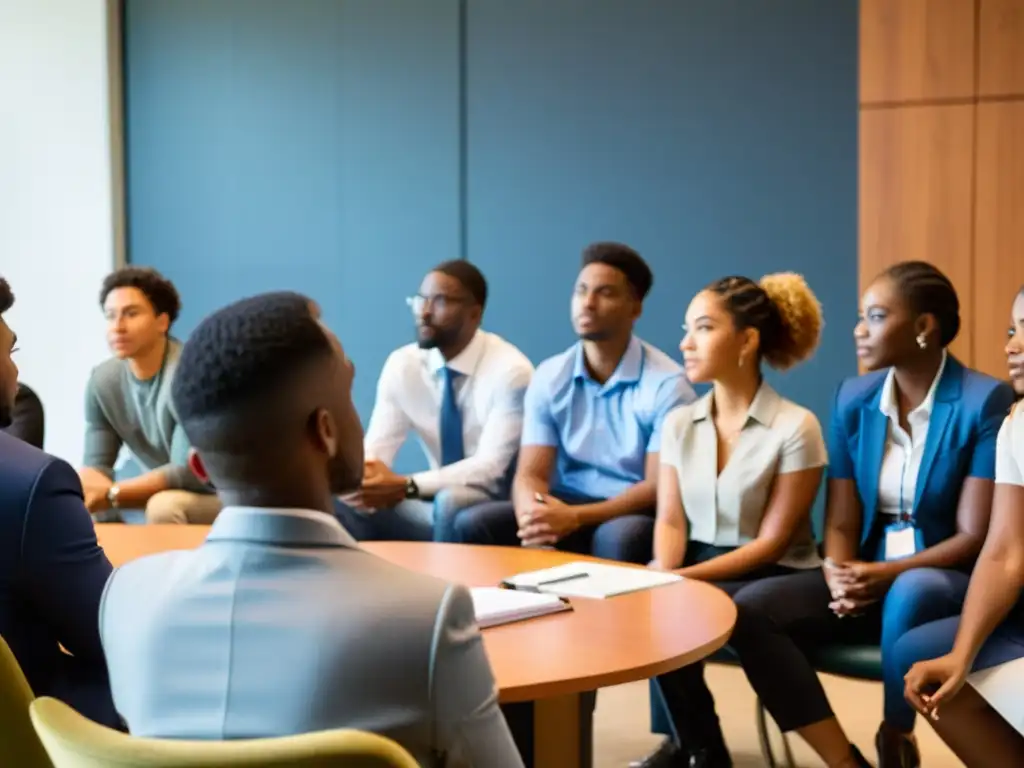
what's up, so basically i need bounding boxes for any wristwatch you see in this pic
[106,484,121,509]
[405,477,419,499]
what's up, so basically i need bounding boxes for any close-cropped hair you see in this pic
[881,260,960,347]
[100,266,182,326]
[0,278,12,315]
[706,273,823,371]
[581,242,653,300]
[433,260,488,309]
[171,291,334,450]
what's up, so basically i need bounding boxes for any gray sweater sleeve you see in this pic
[83,376,123,478]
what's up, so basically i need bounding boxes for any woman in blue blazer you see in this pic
[709,262,1016,768]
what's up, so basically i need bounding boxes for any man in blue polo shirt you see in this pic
[452,242,695,563]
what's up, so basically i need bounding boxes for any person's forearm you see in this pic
[824,523,859,564]
[512,473,549,511]
[951,554,1024,665]
[653,520,686,569]
[114,470,170,508]
[572,480,656,526]
[678,538,780,581]
[80,466,114,483]
[883,532,983,576]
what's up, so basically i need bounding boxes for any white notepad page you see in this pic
[503,561,682,599]
[469,587,570,629]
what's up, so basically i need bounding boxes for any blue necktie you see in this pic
[440,367,465,466]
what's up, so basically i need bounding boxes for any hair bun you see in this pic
[758,273,823,371]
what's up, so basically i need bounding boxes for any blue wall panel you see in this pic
[465,0,859,433]
[125,0,858,483]
[125,0,461,430]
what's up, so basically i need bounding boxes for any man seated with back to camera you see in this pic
[98,292,524,768]
[336,260,533,542]
[451,242,696,563]
[78,267,219,524]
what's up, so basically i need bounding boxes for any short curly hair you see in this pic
[705,273,823,371]
[171,291,334,451]
[433,260,488,309]
[0,277,12,315]
[100,266,181,326]
[581,242,653,300]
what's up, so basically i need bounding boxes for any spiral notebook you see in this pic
[469,587,572,629]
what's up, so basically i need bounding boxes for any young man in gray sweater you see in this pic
[79,267,220,524]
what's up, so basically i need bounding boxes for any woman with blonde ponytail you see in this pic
[634,273,848,768]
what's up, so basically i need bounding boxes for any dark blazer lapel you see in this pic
[913,358,962,512]
[860,403,888,541]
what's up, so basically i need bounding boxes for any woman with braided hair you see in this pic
[634,272,834,768]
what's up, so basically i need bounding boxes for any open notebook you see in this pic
[500,561,682,599]
[470,587,572,629]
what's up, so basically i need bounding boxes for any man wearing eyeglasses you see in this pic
[336,260,534,542]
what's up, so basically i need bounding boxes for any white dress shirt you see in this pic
[364,329,534,497]
[876,351,947,520]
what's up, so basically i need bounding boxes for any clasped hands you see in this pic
[823,558,895,617]
[339,459,408,513]
[515,494,580,547]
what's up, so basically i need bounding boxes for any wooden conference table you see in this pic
[96,524,737,768]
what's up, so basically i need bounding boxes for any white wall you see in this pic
[0,0,116,464]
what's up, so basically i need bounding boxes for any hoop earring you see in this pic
[916,334,927,350]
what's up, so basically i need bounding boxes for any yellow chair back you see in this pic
[30,696,420,768]
[0,635,53,767]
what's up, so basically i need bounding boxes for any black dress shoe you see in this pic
[629,738,687,768]
[686,744,733,768]
[875,724,920,768]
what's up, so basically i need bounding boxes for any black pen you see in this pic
[537,572,589,587]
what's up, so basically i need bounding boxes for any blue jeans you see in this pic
[893,606,1024,688]
[451,499,654,563]
[880,567,971,730]
[334,486,494,542]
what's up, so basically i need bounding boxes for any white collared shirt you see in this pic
[661,383,827,568]
[996,404,1024,487]
[363,329,534,497]
[876,351,948,519]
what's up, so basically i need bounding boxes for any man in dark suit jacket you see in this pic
[2,382,45,448]
[0,276,118,726]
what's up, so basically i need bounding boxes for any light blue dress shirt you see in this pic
[522,335,696,501]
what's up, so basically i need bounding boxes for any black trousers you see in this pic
[650,542,799,751]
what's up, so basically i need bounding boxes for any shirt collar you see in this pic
[572,335,644,386]
[206,506,359,549]
[692,381,782,427]
[428,329,486,378]
[879,350,948,421]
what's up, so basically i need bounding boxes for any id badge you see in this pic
[884,522,922,561]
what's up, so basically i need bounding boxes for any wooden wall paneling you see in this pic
[859,105,976,363]
[972,102,1024,379]
[978,0,1024,97]
[860,0,977,104]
